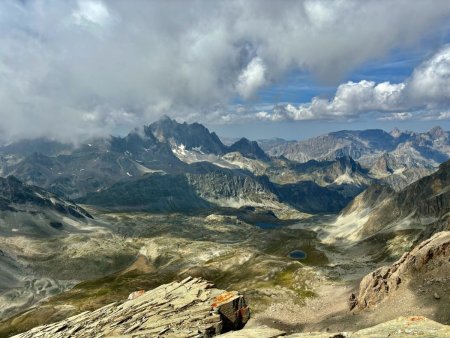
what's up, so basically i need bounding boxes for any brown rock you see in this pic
[352,231,450,310]
[348,293,358,311]
[212,291,250,331]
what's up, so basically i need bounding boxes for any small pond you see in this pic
[288,250,307,260]
[255,222,279,229]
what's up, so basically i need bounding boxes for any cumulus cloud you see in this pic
[407,46,450,106]
[236,57,267,99]
[1,0,450,140]
[257,45,450,122]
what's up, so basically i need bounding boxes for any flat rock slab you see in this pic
[13,276,249,338]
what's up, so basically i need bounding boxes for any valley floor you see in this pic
[0,208,448,337]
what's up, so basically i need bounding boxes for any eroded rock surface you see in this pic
[351,231,450,310]
[13,276,249,338]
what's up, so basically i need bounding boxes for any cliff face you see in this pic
[186,171,277,205]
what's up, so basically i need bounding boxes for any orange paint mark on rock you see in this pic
[211,291,239,308]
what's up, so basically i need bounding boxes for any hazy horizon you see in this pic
[3,114,449,145]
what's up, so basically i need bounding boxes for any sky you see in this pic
[1,0,450,142]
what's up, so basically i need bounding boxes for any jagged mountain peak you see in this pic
[264,127,450,178]
[109,127,159,152]
[148,118,271,160]
[228,137,270,161]
[428,125,445,139]
[149,117,227,154]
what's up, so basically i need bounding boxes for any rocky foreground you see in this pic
[12,276,250,338]
[12,274,450,338]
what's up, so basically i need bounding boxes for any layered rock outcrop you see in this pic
[13,276,249,338]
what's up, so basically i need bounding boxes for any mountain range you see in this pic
[260,127,450,189]
[261,126,450,166]
[1,117,446,217]
[0,118,369,215]
[0,117,450,336]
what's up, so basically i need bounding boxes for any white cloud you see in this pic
[1,0,450,140]
[257,80,406,121]
[406,46,450,106]
[254,45,450,122]
[236,57,267,99]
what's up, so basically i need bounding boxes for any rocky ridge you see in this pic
[326,159,450,242]
[0,119,439,215]
[12,276,250,338]
[0,175,91,219]
[350,231,450,311]
[261,127,448,190]
[262,127,450,167]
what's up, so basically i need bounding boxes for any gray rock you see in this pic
[12,276,250,338]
